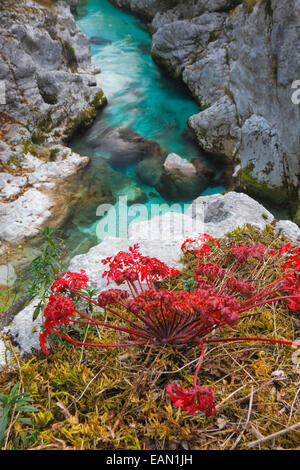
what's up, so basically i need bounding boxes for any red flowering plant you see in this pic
[40,236,300,418]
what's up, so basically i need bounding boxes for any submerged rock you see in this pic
[136,40,152,54]
[87,157,148,205]
[76,7,88,17]
[156,153,213,201]
[90,36,113,46]
[135,156,164,186]
[86,126,166,168]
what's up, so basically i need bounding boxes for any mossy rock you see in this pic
[239,165,291,206]
[294,207,300,227]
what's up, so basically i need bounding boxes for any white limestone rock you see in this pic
[0,188,54,245]
[239,115,286,188]
[0,173,27,200]
[3,299,43,356]
[275,220,300,242]
[0,263,17,286]
[0,0,105,141]
[188,96,241,160]
[163,153,197,175]
[185,192,274,238]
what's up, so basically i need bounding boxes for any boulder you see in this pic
[156,153,213,201]
[86,126,166,168]
[275,220,300,242]
[186,191,274,238]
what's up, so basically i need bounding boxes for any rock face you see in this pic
[4,190,298,362]
[0,0,107,248]
[185,191,274,238]
[156,153,213,201]
[0,0,105,144]
[110,0,171,21]
[0,146,92,244]
[111,0,300,221]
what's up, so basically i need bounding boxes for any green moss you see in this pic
[49,148,60,161]
[22,140,37,156]
[243,0,257,13]
[7,154,24,168]
[243,0,273,15]
[239,165,290,205]
[294,207,300,227]
[91,90,107,109]
[31,131,45,145]
[63,41,77,69]
[40,93,57,105]
[208,31,217,42]
[63,91,107,139]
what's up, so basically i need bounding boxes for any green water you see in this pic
[69,0,226,245]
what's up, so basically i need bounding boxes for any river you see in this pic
[67,0,226,248]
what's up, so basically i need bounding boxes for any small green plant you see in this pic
[7,154,24,168]
[26,227,64,320]
[32,131,45,145]
[0,382,38,449]
[49,148,60,161]
[22,140,37,156]
[64,41,77,68]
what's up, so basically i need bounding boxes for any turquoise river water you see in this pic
[68,0,226,251]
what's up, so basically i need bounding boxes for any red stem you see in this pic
[219,261,238,295]
[53,329,147,348]
[193,342,205,387]
[238,295,297,314]
[240,268,297,309]
[71,312,151,339]
[203,336,300,348]
[69,289,147,332]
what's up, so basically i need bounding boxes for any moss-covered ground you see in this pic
[0,225,299,450]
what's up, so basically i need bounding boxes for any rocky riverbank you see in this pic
[110,0,300,223]
[0,0,107,258]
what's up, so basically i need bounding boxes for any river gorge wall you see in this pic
[110,0,300,223]
[0,0,107,255]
